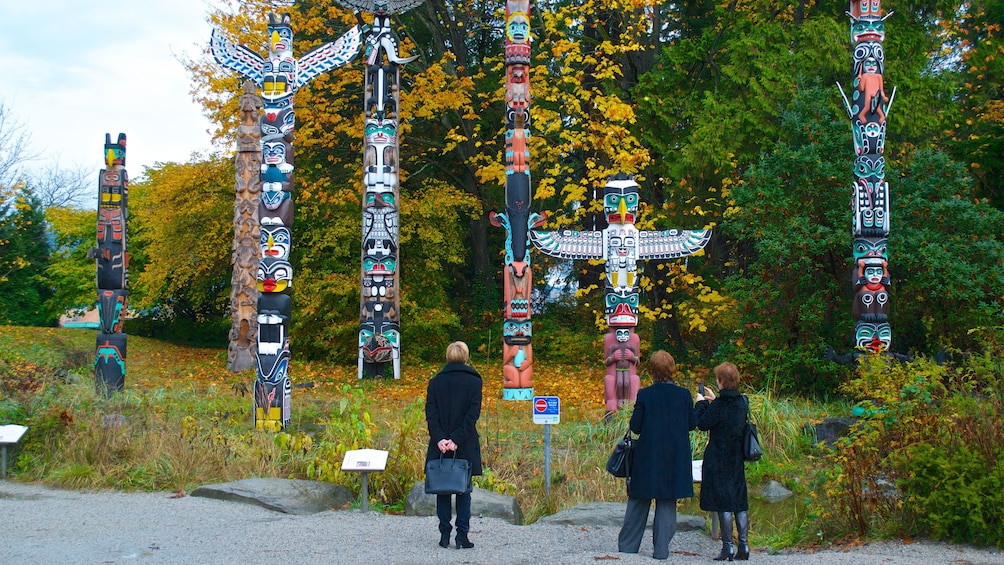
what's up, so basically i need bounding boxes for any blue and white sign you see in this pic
[532,396,560,425]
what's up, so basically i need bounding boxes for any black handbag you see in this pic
[605,431,635,478]
[743,396,763,462]
[424,451,473,495]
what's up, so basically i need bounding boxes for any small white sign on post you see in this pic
[532,396,560,425]
[0,424,28,479]
[342,449,388,513]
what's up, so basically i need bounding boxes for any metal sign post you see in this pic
[532,396,560,495]
[341,448,389,512]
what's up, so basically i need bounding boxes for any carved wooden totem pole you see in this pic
[90,133,129,396]
[832,0,897,362]
[531,175,711,412]
[211,13,361,429]
[227,82,263,373]
[488,0,546,401]
[335,0,423,379]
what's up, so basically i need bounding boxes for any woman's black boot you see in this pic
[438,525,452,548]
[713,512,734,561]
[734,511,750,560]
[455,531,474,549]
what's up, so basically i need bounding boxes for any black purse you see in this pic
[742,396,763,462]
[605,430,635,478]
[424,451,473,495]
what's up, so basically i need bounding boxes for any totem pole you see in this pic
[335,0,423,379]
[488,0,546,401]
[831,0,901,363]
[89,133,129,396]
[227,81,263,373]
[531,175,711,412]
[211,13,362,429]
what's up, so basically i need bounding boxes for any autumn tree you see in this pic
[43,205,97,321]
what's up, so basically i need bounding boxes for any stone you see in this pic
[190,478,354,515]
[405,482,524,525]
[814,417,859,446]
[537,501,705,532]
[758,480,793,503]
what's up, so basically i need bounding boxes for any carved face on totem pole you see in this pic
[359,317,400,364]
[104,133,126,167]
[605,289,640,328]
[603,179,639,225]
[853,257,890,321]
[851,15,885,43]
[261,224,291,261]
[98,289,127,334]
[260,187,293,227]
[855,321,891,352]
[258,256,293,293]
[262,99,295,139]
[503,319,532,346]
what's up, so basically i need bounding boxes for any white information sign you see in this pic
[341,448,388,472]
[532,396,560,425]
[0,425,28,444]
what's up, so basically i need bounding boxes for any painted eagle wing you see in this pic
[334,0,425,14]
[295,26,363,89]
[636,229,712,260]
[210,28,264,84]
[530,229,604,260]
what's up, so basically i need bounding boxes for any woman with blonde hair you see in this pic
[425,341,483,549]
[696,361,750,560]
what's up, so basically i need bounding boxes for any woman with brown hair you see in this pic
[696,361,750,561]
[618,350,696,560]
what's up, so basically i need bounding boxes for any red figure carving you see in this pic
[604,328,640,414]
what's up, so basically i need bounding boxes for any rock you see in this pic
[190,478,354,515]
[538,501,705,532]
[405,482,524,525]
[814,417,858,446]
[758,480,793,503]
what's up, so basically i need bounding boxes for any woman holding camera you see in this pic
[695,362,750,561]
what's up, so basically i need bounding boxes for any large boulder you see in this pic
[406,482,524,525]
[757,480,794,503]
[814,417,859,446]
[191,478,354,515]
[538,502,705,532]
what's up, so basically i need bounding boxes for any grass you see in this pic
[1,325,834,544]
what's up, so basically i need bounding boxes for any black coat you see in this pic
[425,362,483,475]
[695,390,749,512]
[627,381,696,500]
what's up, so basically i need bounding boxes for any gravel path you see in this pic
[2,481,1001,564]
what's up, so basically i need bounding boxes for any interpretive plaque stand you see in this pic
[341,449,388,512]
[0,425,28,479]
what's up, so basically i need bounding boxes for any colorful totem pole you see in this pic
[488,0,546,401]
[227,81,264,373]
[531,175,711,412]
[334,0,423,379]
[211,14,362,429]
[832,0,898,362]
[89,133,129,396]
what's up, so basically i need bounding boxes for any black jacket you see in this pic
[627,381,696,500]
[425,362,483,475]
[695,390,749,512]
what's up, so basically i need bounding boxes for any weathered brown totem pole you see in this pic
[227,81,263,373]
[211,13,361,429]
[531,175,711,412]
[831,0,899,364]
[489,0,546,400]
[335,0,423,379]
[89,133,129,396]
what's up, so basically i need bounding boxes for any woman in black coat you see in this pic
[695,361,750,561]
[425,341,482,550]
[618,350,696,560]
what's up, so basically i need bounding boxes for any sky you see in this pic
[1,1,222,193]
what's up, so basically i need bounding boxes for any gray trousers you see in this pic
[618,497,677,560]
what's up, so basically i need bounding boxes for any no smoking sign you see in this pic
[532,396,560,425]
